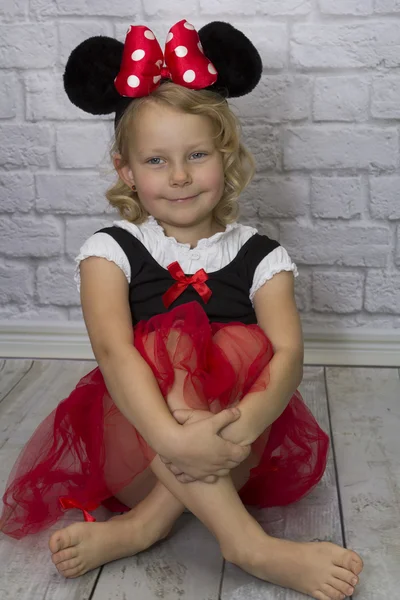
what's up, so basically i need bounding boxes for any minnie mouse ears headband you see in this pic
[63,20,262,128]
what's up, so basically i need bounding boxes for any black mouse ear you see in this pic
[198,22,262,98]
[63,36,124,115]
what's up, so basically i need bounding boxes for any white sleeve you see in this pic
[74,232,131,291]
[249,246,299,305]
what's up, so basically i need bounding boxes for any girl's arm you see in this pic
[80,256,182,456]
[162,271,302,480]
[80,256,249,479]
[218,271,304,446]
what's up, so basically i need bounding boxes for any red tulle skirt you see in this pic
[1,301,329,539]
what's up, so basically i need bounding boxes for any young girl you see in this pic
[1,20,363,600]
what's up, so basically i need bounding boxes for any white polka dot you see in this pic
[144,29,155,40]
[175,46,188,58]
[131,49,145,61]
[198,41,204,53]
[153,75,161,84]
[127,75,140,88]
[156,59,163,68]
[166,32,174,43]
[208,63,217,75]
[183,70,196,83]
[184,22,195,30]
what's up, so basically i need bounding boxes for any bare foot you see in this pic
[48,512,172,578]
[226,537,363,600]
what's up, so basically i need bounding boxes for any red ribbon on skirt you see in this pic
[59,497,99,522]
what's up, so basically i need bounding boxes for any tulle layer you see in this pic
[1,301,329,539]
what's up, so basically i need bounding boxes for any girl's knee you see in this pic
[214,325,272,370]
[214,324,264,351]
[213,324,243,344]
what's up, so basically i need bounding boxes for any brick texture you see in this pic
[0,0,399,327]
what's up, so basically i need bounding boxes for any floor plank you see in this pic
[220,366,343,600]
[2,361,397,599]
[0,359,33,405]
[0,360,96,452]
[0,360,101,600]
[0,520,102,600]
[91,515,224,600]
[326,367,400,600]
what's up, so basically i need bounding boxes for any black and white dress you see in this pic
[1,216,329,540]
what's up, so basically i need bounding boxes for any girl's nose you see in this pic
[170,164,192,186]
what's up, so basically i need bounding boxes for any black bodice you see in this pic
[96,226,280,325]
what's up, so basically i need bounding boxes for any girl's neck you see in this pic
[154,217,226,249]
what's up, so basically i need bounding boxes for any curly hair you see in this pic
[106,82,256,225]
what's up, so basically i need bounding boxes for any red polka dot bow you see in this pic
[114,19,218,98]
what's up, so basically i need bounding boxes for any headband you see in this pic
[63,20,262,128]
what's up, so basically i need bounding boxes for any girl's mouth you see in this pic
[169,195,197,203]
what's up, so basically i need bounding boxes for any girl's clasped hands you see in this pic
[159,407,251,484]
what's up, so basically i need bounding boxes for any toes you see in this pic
[60,565,85,579]
[332,566,358,587]
[49,528,72,554]
[314,592,333,600]
[320,584,347,600]
[52,548,79,565]
[338,549,363,576]
[57,558,83,574]
[329,578,354,597]
[351,555,364,575]
[49,532,65,554]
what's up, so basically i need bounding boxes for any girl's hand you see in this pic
[160,408,214,483]
[160,407,251,483]
[172,407,213,427]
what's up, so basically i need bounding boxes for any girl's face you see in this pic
[119,102,225,230]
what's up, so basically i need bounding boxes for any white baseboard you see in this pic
[0,321,399,367]
[302,328,400,367]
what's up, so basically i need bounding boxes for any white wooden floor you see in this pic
[0,360,399,600]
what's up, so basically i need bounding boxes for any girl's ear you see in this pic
[114,156,135,189]
[113,154,122,171]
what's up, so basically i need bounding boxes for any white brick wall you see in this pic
[0,0,399,328]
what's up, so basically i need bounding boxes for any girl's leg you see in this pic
[149,457,363,600]
[49,327,193,577]
[50,326,363,597]
[50,449,363,599]
[48,479,182,579]
[48,446,257,578]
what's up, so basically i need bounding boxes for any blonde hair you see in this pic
[106,82,256,225]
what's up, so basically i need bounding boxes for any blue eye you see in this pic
[191,152,207,159]
[147,157,164,165]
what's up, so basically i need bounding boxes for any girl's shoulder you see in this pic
[73,217,266,291]
[73,219,143,290]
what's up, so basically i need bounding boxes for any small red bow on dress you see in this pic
[114,19,218,98]
[162,261,212,308]
[59,497,99,522]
